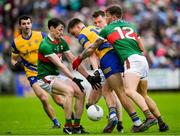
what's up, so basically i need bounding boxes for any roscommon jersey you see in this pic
[78,26,113,59]
[99,19,144,63]
[78,25,124,78]
[37,35,70,79]
[11,31,45,78]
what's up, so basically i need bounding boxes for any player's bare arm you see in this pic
[72,37,104,70]
[80,37,104,60]
[84,42,99,70]
[47,53,74,79]
[64,51,89,77]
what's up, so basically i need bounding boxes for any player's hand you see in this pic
[93,69,102,87]
[10,61,24,72]
[72,77,84,92]
[86,75,101,90]
[72,56,82,70]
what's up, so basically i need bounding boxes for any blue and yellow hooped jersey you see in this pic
[78,26,113,59]
[11,31,46,78]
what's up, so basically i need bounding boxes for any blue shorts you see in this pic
[28,76,38,86]
[100,50,124,79]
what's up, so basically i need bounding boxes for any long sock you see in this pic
[65,119,72,127]
[143,109,154,119]
[74,118,80,127]
[130,112,142,126]
[52,118,60,126]
[157,116,164,126]
[109,107,117,120]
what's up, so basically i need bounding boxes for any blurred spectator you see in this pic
[0,0,179,93]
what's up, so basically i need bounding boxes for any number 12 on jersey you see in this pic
[107,26,144,51]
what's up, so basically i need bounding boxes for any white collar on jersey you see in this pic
[48,34,55,41]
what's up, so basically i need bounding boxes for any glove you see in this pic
[72,56,82,70]
[94,70,101,83]
[86,75,101,90]
[10,61,24,72]
[72,77,84,92]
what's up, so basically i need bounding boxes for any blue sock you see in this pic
[130,112,142,126]
[109,107,117,119]
[52,118,60,126]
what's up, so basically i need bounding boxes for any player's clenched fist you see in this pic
[72,56,82,70]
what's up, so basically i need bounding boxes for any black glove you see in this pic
[72,77,84,92]
[94,70,101,82]
[10,61,24,72]
[86,75,101,90]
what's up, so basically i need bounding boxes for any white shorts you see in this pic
[124,54,149,79]
[38,74,68,93]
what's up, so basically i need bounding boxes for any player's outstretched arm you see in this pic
[80,37,104,60]
[48,53,74,79]
[72,37,104,70]
[48,53,84,92]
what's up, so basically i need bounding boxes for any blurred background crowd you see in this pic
[0,0,180,94]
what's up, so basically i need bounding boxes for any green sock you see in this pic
[65,119,72,127]
[74,118,80,127]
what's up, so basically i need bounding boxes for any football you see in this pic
[87,105,104,121]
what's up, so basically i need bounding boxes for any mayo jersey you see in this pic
[37,36,70,79]
[78,26,113,59]
[11,31,45,78]
[99,19,143,63]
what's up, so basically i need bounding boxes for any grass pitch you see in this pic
[0,92,180,135]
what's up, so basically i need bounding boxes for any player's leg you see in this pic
[70,79,88,134]
[123,55,157,130]
[137,79,169,132]
[112,91,123,133]
[123,71,150,111]
[107,73,144,132]
[101,81,118,133]
[31,81,60,128]
[51,94,64,109]
[100,50,143,132]
[86,88,102,109]
[52,78,75,134]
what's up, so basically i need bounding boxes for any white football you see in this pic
[87,105,104,121]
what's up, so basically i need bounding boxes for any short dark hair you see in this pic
[48,18,65,29]
[18,15,32,25]
[92,10,105,18]
[67,18,82,33]
[105,5,123,19]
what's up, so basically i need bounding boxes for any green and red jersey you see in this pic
[99,19,143,63]
[37,35,70,79]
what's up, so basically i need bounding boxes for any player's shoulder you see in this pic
[39,38,51,53]
[81,26,98,34]
[14,33,23,43]
[32,30,41,34]
[40,36,48,45]
[32,30,45,37]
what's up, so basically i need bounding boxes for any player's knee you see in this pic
[66,88,74,98]
[124,89,135,98]
[75,88,85,98]
[54,96,63,105]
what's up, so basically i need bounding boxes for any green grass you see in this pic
[0,92,180,135]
